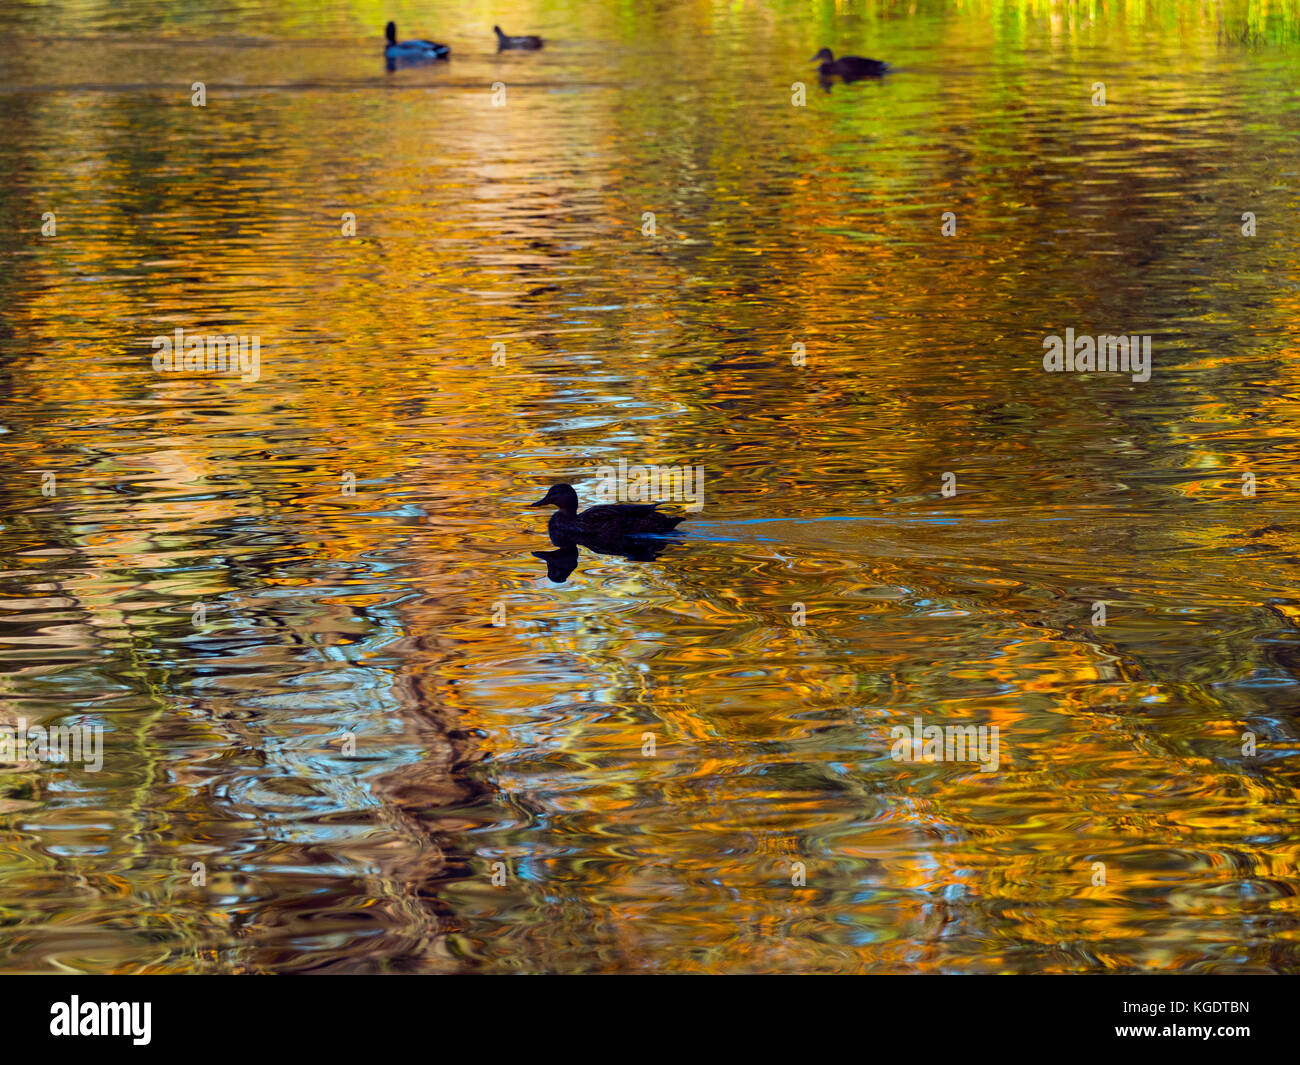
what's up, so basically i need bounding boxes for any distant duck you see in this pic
[812,47,888,81]
[494,25,544,50]
[385,21,450,60]
[528,483,686,539]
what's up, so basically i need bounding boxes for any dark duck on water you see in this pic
[384,20,450,61]
[812,47,889,81]
[494,25,544,50]
[528,483,687,540]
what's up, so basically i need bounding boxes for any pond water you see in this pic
[3,0,1300,973]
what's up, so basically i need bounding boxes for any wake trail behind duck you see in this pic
[685,510,1290,603]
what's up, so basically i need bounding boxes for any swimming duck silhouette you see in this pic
[812,47,888,81]
[494,25,544,50]
[385,21,450,62]
[528,483,687,539]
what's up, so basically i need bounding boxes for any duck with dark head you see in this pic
[527,482,688,582]
[494,25,544,50]
[528,482,686,539]
[384,20,450,68]
[812,47,889,82]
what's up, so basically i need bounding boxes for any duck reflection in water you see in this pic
[527,482,689,582]
[531,536,682,582]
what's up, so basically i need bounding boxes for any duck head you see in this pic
[528,483,580,514]
[385,21,397,45]
[812,47,834,63]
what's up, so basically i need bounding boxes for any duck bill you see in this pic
[527,496,551,507]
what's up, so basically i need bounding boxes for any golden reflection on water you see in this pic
[2,0,1300,972]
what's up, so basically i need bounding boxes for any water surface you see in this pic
[3,0,1300,973]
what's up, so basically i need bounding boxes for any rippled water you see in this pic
[3,0,1300,973]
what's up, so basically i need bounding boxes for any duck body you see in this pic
[494,25,544,50]
[529,483,686,540]
[812,47,888,81]
[385,21,450,60]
